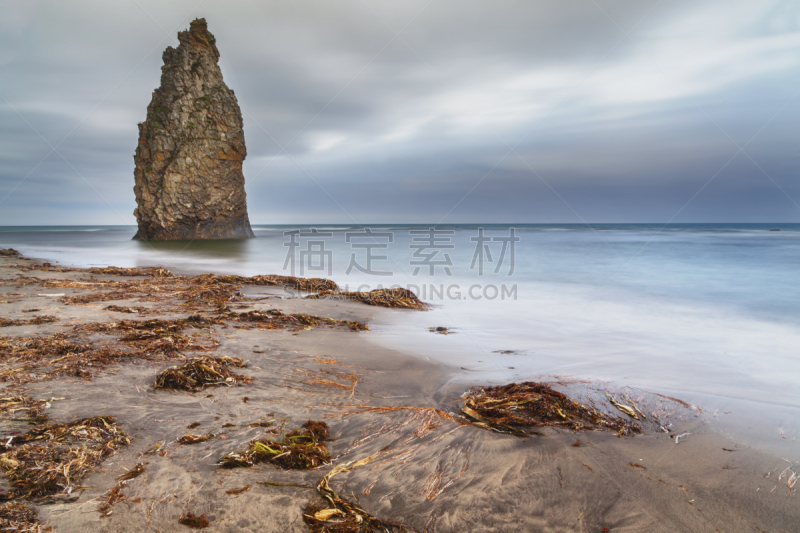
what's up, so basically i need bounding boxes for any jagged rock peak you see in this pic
[132,18,255,241]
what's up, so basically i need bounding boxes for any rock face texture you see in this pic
[133,18,254,240]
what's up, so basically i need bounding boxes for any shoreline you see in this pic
[0,252,797,531]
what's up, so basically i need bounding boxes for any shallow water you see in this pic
[1,223,799,457]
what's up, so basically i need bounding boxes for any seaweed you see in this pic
[179,512,210,528]
[154,356,251,392]
[97,484,126,516]
[225,485,251,495]
[0,249,21,257]
[0,416,129,499]
[0,332,175,384]
[0,396,49,426]
[104,305,149,314]
[118,463,147,481]
[219,421,331,470]
[0,316,58,328]
[0,502,38,531]
[304,453,406,533]
[178,433,215,445]
[225,309,368,332]
[461,382,639,436]
[307,287,426,310]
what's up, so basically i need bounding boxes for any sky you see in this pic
[0,0,799,225]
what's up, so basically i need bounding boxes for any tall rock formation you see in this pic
[133,18,255,240]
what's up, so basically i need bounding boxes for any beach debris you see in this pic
[154,356,252,392]
[225,309,368,332]
[0,396,49,427]
[0,316,58,328]
[0,331,182,384]
[97,484,127,516]
[604,392,639,420]
[429,326,453,335]
[304,452,406,533]
[90,266,173,277]
[219,420,331,470]
[118,463,147,481]
[674,432,691,444]
[0,501,38,531]
[462,382,639,436]
[0,249,21,257]
[178,433,215,445]
[225,485,251,495]
[307,287,427,310]
[104,305,149,314]
[179,512,210,529]
[187,422,202,429]
[0,415,129,499]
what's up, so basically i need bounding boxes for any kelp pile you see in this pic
[219,420,331,470]
[0,416,129,500]
[0,249,21,257]
[307,288,427,310]
[226,309,368,332]
[75,315,220,353]
[88,266,173,278]
[0,502,38,531]
[0,333,131,384]
[6,259,421,311]
[0,315,58,328]
[461,382,639,436]
[304,453,407,533]
[0,331,181,384]
[154,356,251,392]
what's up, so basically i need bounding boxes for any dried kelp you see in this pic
[0,416,129,499]
[178,433,215,445]
[308,288,426,310]
[179,512,210,528]
[0,315,58,328]
[225,309,368,332]
[0,249,21,257]
[74,316,219,354]
[154,356,251,392]
[88,266,173,278]
[461,382,639,436]
[304,453,406,533]
[219,421,331,470]
[97,463,147,516]
[0,502,38,531]
[118,463,147,481]
[97,484,126,516]
[104,305,150,314]
[0,332,173,384]
[0,396,49,426]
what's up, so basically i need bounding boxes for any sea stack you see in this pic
[132,18,255,240]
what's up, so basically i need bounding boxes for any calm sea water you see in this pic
[1,224,799,457]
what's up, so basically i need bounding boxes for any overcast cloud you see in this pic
[1,0,799,225]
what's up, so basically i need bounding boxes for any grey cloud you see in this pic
[0,0,798,225]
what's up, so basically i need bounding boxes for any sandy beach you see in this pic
[0,253,797,532]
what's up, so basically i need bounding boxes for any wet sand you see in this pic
[0,254,797,532]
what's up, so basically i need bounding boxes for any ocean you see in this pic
[1,223,799,458]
